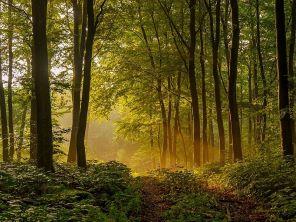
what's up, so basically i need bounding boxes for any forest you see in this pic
[0,0,295,221]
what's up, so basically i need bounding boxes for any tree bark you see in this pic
[206,0,225,164]
[158,79,168,168]
[17,103,28,162]
[209,108,215,148]
[255,0,267,142]
[0,42,9,162]
[76,0,100,168]
[188,0,201,167]
[275,0,294,157]
[168,77,173,166]
[68,0,87,163]
[200,22,208,164]
[8,0,14,161]
[173,72,181,167]
[30,86,37,162]
[248,64,252,149]
[288,0,296,151]
[228,0,242,161]
[31,0,54,171]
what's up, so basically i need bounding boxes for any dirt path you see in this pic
[210,188,268,221]
[140,177,268,222]
[140,177,171,222]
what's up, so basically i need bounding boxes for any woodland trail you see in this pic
[140,177,172,222]
[208,187,268,222]
[140,177,268,222]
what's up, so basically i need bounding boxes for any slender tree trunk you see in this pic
[30,87,37,162]
[200,23,208,164]
[167,77,173,166]
[207,0,225,164]
[209,108,215,148]
[76,0,97,168]
[188,0,201,167]
[255,0,267,142]
[178,119,187,168]
[275,0,294,157]
[31,0,54,171]
[173,72,181,167]
[0,43,9,162]
[26,57,37,162]
[229,0,242,161]
[76,0,107,168]
[248,64,252,148]
[158,79,168,168]
[68,0,87,163]
[17,103,28,162]
[288,0,296,151]
[8,0,14,161]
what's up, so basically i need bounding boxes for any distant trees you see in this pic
[0,0,296,168]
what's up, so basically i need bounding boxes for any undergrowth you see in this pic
[0,161,141,222]
[197,155,296,221]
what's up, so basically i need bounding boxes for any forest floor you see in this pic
[140,176,267,222]
[0,158,295,221]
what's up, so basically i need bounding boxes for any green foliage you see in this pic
[150,170,226,221]
[152,169,203,197]
[164,193,226,222]
[0,162,141,221]
[202,155,296,221]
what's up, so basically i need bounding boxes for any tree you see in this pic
[289,0,296,149]
[68,0,87,163]
[275,0,294,157]
[228,0,242,161]
[205,0,225,164]
[31,0,54,171]
[7,0,15,160]
[76,0,107,168]
[0,40,9,162]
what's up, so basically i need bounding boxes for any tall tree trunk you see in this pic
[178,119,187,168]
[76,0,100,168]
[167,77,173,166]
[17,103,28,162]
[229,0,242,161]
[288,0,296,151]
[200,23,208,164]
[172,72,181,167]
[248,64,252,148]
[221,0,233,160]
[68,0,87,163]
[255,0,267,142]
[207,0,225,164]
[157,79,168,168]
[209,108,215,148]
[8,0,14,161]
[275,0,294,157]
[188,0,201,167]
[0,43,9,162]
[30,88,37,162]
[31,0,54,171]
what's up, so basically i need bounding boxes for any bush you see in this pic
[164,193,226,222]
[222,155,296,220]
[0,161,141,222]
